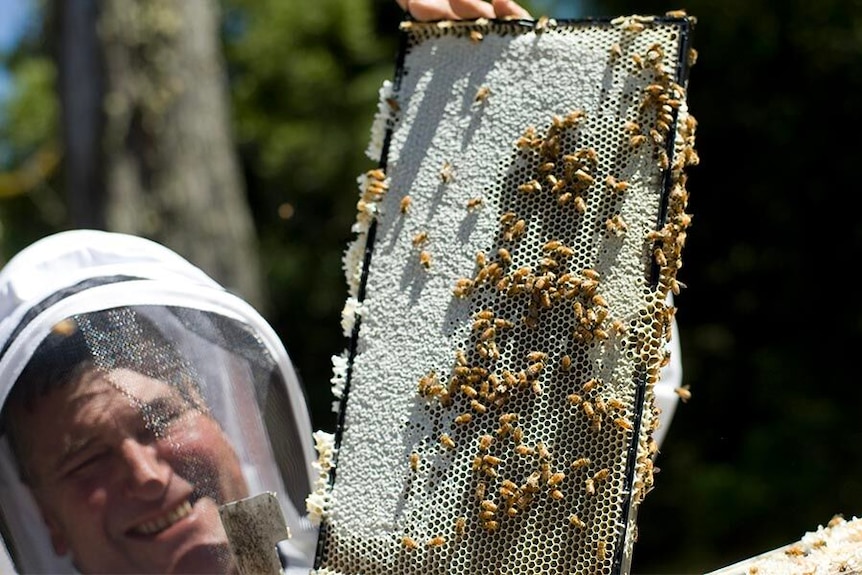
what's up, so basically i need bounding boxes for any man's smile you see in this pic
[129,500,194,536]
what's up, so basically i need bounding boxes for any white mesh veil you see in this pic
[0,230,318,573]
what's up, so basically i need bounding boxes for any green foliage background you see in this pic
[4,0,862,573]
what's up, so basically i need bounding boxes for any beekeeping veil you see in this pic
[0,229,318,573]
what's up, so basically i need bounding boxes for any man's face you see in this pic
[13,367,249,573]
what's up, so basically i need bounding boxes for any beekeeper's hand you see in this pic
[396,0,531,21]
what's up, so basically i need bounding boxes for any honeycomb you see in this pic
[704,515,862,575]
[311,13,698,575]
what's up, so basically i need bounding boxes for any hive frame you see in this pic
[310,14,698,575]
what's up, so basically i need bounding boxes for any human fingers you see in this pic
[405,0,500,21]
[491,0,532,19]
[395,0,409,11]
[448,0,497,19]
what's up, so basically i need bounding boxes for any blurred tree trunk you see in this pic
[56,0,265,310]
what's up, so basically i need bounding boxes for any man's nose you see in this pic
[120,438,171,498]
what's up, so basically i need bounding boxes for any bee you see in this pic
[417,371,438,394]
[466,197,484,211]
[593,468,610,482]
[440,161,455,183]
[607,397,625,411]
[399,196,412,214]
[597,540,607,562]
[483,455,502,467]
[688,47,699,66]
[614,417,633,432]
[550,489,564,500]
[478,434,494,451]
[515,126,538,149]
[518,180,542,194]
[610,176,630,194]
[402,536,419,549]
[665,9,687,18]
[581,268,599,281]
[631,53,645,69]
[419,250,432,269]
[536,442,551,460]
[461,384,478,399]
[571,457,591,470]
[585,478,596,495]
[499,413,518,425]
[526,351,548,363]
[535,15,550,32]
[455,413,473,425]
[567,393,582,405]
[675,385,692,402]
[515,444,534,456]
[440,433,456,449]
[480,500,498,513]
[427,536,446,548]
[646,42,665,63]
[512,426,524,444]
[470,30,484,43]
[455,516,467,536]
[479,510,495,521]
[412,231,429,246]
[573,196,587,214]
[606,215,628,236]
[569,514,586,529]
[453,278,474,298]
[482,520,499,532]
[52,319,77,336]
[470,399,488,414]
[582,378,600,393]
[480,327,496,342]
[559,355,572,372]
[410,452,420,472]
[538,162,556,174]
[582,401,595,418]
[367,168,386,181]
[474,251,489,270]
[630,134,647,147]
[548,471,565,486]
[500,211,518,225]
[509,219,526,239]
[474,85,491,103]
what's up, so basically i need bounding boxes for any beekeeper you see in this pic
[0,230,319,573]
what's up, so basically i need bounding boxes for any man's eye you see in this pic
[65,451,108,478]
[144,404,187,437]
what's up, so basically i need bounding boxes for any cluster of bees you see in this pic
[355,168,388,222]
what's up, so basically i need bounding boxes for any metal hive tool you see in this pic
[310,13,698,575]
